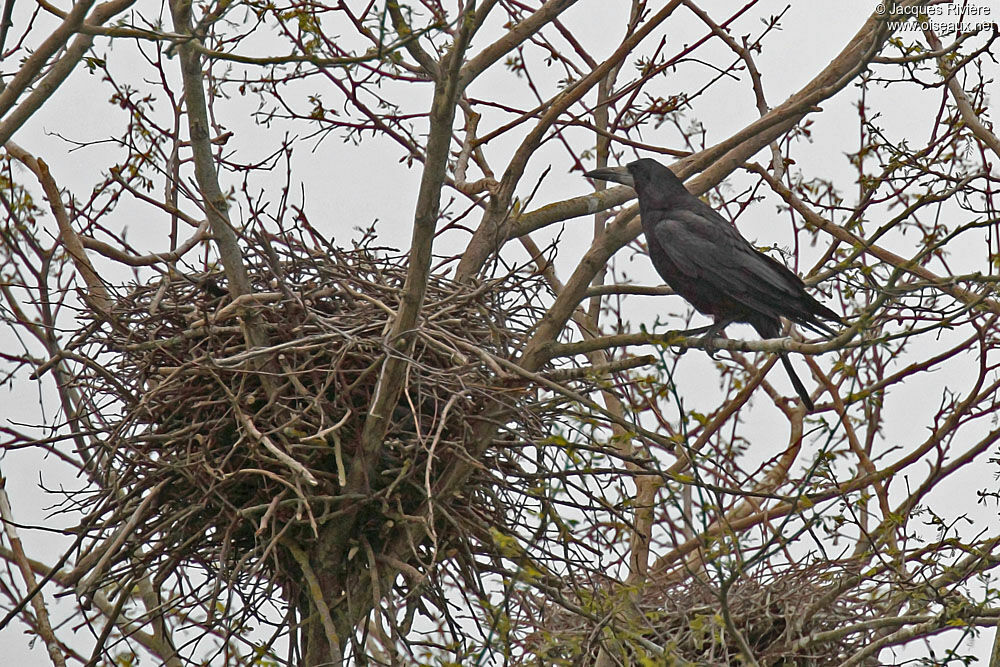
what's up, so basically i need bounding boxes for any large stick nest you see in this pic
[72,226,556,605]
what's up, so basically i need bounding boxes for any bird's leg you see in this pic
[699,318,733,358]
[673,323,715,337]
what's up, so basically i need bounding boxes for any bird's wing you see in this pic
[648,206,805,319]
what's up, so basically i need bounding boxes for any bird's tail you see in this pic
[779,352,814,412]
[803,297,844,337]
[750,317,817,411]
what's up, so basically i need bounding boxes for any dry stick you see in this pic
[424,393,463,566]
[285,542,342,664]
[455,105,499,196]
[5,143,111,313]
[80,220,209,267]
[188,292,285,329]
[0,0,137,145]
[307,410,353,487]
[0,477,67,667]
[924,24,1000,161]
[0,0,96,117]
[233,409,319,488]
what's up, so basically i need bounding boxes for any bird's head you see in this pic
[584,158,690,204]
[583,164,635,188]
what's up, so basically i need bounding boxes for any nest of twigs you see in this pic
[525,561,881,664]
[74,226,555,602]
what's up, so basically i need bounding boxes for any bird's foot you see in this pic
[700,334,722,359]
[698,321,731,359]
[660,322,730,357]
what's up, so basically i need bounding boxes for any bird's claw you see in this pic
[700,334,720,359]
[697,321,730,358]
[661,323,727,358]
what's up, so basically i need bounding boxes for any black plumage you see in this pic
[585,158,842,411]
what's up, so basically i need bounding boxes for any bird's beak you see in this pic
[584,166,634,188]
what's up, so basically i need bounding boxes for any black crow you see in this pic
[585,158,841,411]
